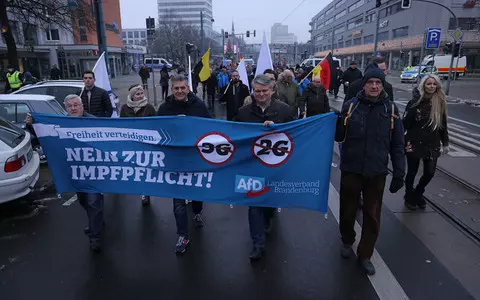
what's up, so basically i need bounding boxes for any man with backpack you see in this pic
[335,67,405,276]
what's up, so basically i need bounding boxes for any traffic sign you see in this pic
[451,28,464,42]
[196,132,236,166]
[425,28,441,49]
[252,132,294,167]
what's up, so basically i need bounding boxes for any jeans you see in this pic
[248,206,276,248]
[405,156,437,195]
[339,172,386,259]
[77,193,104,241]
[173,199,203,237]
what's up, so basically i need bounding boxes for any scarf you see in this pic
[127,85,148,113]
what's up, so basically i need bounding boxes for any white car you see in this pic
[0,118,40,204]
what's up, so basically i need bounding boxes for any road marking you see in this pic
[328,183,410,300]
[448,116,480,129]
[449,131,480,147]
[448,145,476,157]
[449,127,480,138]
[62,194,78,206]
[449,136,480,152]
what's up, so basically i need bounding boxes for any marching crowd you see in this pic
[24,55,449,276]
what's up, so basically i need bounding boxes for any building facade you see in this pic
[271,23,297,44]
[157,0,214,37]
[310,0,480,71]
[122,28,148,46]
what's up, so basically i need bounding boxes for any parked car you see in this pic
[144,57,173,71]
[0,94,67,163]
[12,80,119,111]
[0,117,40,204]
[400,66,439,83]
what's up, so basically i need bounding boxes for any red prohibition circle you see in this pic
[251,131,295,168]
[195,131,236,166]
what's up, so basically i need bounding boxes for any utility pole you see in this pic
[221,29,225,63]
[94,0,108,74]
[331,25,335,53]
[415,29,427,87]
[454,40,463,80]
[372,7,381,55]
[200,11,204,54]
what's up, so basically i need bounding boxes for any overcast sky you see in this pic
[119,0,331,43]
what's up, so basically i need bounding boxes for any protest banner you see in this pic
[32,113,336,213]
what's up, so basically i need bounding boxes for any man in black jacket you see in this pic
[220,70,250,121]
[335,68,405,276]
[236,74,295,261]
[344,57,394,103]
[157,74,211,254]
[342,61,363,95]
[78,70,113,117]
[298,75,330,118]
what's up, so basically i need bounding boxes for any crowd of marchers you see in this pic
[23,54,449,276]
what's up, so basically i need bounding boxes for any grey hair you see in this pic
[64,94,82,105]
[253,74,274,89]
[170,74,187,84]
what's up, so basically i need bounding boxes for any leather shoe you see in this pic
[249,247,264,261]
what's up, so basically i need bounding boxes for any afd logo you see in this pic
[234,175,270,197]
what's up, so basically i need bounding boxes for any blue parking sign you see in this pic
[426,28,441,49]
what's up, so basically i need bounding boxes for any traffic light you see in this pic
[186,43,195,55]
[224,31,229,39]
[253,30,256,37]
[444,42,452,54]
[453,42,460,57]
[401,0,411,9]
[376,0,381,8]
[145,17,155,29]
[246,31,250,37]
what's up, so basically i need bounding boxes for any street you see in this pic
[1,73,480,300]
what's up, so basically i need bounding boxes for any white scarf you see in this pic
[127,85,148,113]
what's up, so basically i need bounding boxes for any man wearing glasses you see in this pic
[157,74,211,254]
[78,70,113,117]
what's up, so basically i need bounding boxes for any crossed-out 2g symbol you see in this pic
[252,132,294,167]
[195,132,236,166]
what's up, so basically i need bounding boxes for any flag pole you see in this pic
[300,60,322,85]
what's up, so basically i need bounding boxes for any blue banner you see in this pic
[32,113,336,213]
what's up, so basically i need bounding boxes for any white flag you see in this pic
[93,52,118,118]
[255,33,273,77]
[237,59,250,91]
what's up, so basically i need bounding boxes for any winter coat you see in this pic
[276,81,300,116]
[217,73,229,89]
[139,67,150,79]
[50,67,62,80]
[344,78,394,103]
[335,90,405,179]
[294,77,310,96]
[206,72,217,95]
[120,104,156,118]
[78,86,113,117]
[298,83,330,117]
[160,70,170,86]
[403,89,449,159]
[220,80,250,121]
[236,97,295,124]
[342,67,363,85]
[157,92,211,118]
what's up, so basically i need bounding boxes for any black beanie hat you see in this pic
[362,67,386,87]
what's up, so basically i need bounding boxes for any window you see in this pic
[46,29,60,41]
[127,31,133,38]
[337,41,344,48]
[345,40,352,47]
[353,37,362,45]
[363,34,374,44]
[379,2,404,18]
[122,32,126,38]
[0,103,30,124]
[335,0,347,8]
[365,12,376,23]
[47,86,82,107]
[140,31,146,38]
[14,86,48,96]
[134,31,139,38]
[449,18,479,30]
[324,17,334,26]
[348,0,364,12]
[334,24,345,35]
[335,10,347,20]
[325,6,334,15]
[392,26,408,39]
[377,31,389,41]
[23,23,38,45]
[316,35,324,41]
[16,104,30,124]
[347,15,363,30]
[78,17,87,42]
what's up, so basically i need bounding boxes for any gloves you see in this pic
[389,177,404,194]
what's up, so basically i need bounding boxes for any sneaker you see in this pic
[141,195,151,206]
[89,239,102,253]
[358,258,376,276]
[175,236,190,254]
[193,214,204,228]
[340,244,354,259]
[249,247,265,261]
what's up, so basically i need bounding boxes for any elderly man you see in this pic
[236,75,295,261]
[335,67,405,275]
[298,75,330,118]
[157,74,211,254]
[220,70,250,121]
[78,70,113,117]
[26,95,104,253]
[276,69,300,117]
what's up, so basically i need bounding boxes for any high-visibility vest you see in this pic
[7,71,22,89]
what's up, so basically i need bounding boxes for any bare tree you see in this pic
[0,0,95,68]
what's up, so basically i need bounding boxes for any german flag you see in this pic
[319,52,335,90]
[193,48,211,82]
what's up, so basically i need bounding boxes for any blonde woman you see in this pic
[403,74,449,210]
